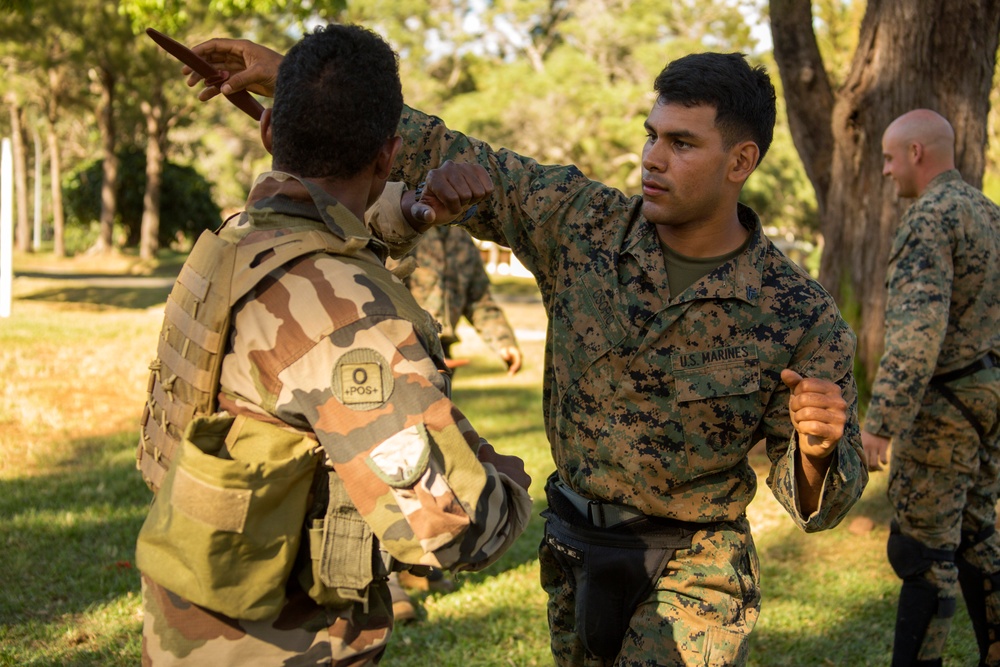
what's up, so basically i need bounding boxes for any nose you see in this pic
[882,161,891,177]
[642,142,666,173]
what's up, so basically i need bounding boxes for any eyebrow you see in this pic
[643,120,699,141]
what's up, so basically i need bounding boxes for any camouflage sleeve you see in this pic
[366,181,422,259]
[454,233,519,354]
[228,255,531,571]
[763,315,868,532]
[864,207,952,437]
[384,105,598,299]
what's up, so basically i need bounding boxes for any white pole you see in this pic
[1,137,13,318]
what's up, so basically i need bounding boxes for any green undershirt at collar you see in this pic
[659,234,750,296]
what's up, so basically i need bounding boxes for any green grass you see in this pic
[0,251,982,666]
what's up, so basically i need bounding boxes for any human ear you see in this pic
[729,141,760,183]
[374,135,402,180]
[259,107,274,155]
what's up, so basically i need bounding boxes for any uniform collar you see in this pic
[624,203,768,305]
[245,171,378,248]
[923,168,963,195]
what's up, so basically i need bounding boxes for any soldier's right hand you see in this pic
[476,440,531,491]
[862,430,891,471]
[407,160,494,230]
[186,38,284,101]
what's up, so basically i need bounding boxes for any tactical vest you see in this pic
[137,212,444,491]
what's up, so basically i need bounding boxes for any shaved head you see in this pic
[881,109,956,198]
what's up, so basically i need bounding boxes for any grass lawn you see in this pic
[0,251,980,665]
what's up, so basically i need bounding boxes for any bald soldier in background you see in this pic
[863,109,1000,667]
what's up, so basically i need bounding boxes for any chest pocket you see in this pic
[672,346,761,473]
[551,271,626,395]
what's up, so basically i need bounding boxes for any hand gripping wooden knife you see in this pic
[146,28,265,121]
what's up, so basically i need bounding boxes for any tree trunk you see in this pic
[770,0,1000,383]
[95,65,118,253]
[32,122,42,251]
[8,100,31,253]
[140,89,166,261]
[46,119,65,258]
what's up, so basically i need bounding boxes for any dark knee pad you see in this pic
[887,522,954,579]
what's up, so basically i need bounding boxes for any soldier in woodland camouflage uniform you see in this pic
[143,26,530,666]
[189,44,868,666]
[862,109,1000,667]
[391,225,522,374]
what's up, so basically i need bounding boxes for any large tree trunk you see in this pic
[95,65,118,253]
[770,0,1000,385]
[140,87,167,261]
[8,99,31,253]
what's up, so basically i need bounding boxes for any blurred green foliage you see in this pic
[63,149,221,249]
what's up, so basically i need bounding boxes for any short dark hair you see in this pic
[653,52,776,162]
[270,24,402,179]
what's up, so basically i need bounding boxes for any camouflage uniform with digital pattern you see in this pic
[864,170,1000,665]
[393,225,518,359]
[141,172,532,666]
[369,106,868,666]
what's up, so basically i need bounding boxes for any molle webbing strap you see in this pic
[138,230,237,490]
[137,226,350,492]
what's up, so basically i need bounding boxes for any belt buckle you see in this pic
[587,500,608,528]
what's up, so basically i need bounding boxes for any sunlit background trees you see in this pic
[2,0,998,386]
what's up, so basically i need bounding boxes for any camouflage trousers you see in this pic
[539,516,760,666]
[887,369,1000,664]
[141,574,393,666]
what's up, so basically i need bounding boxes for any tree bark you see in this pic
[31,122,42,251]
[7,99,31,253]
[95,65,118,253]
[770,0,1000,382]
[140,87,166,261]
[45,66,66,258]
[46,119,65,258]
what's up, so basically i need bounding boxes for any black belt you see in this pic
[551,477,645,529]
[931,352,997,386]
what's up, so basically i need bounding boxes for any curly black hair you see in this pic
[270,24,402,180]
[653,52,776,162]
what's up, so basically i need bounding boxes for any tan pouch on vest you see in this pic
[299,470,383,609]
[136,413,320,620]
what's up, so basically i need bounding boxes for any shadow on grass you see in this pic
[18,284,172,310]
[0,432,149,627]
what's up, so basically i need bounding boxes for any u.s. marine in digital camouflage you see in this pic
[143,24,528,666]
[863,109,1000,666]
[390,225,522,373]
[371,55,868,665]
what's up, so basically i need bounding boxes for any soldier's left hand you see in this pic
[500,346,522,375]
[781,369,847,459]
[408,160,494,228]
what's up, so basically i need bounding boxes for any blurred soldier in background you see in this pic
[390,225,522,375]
